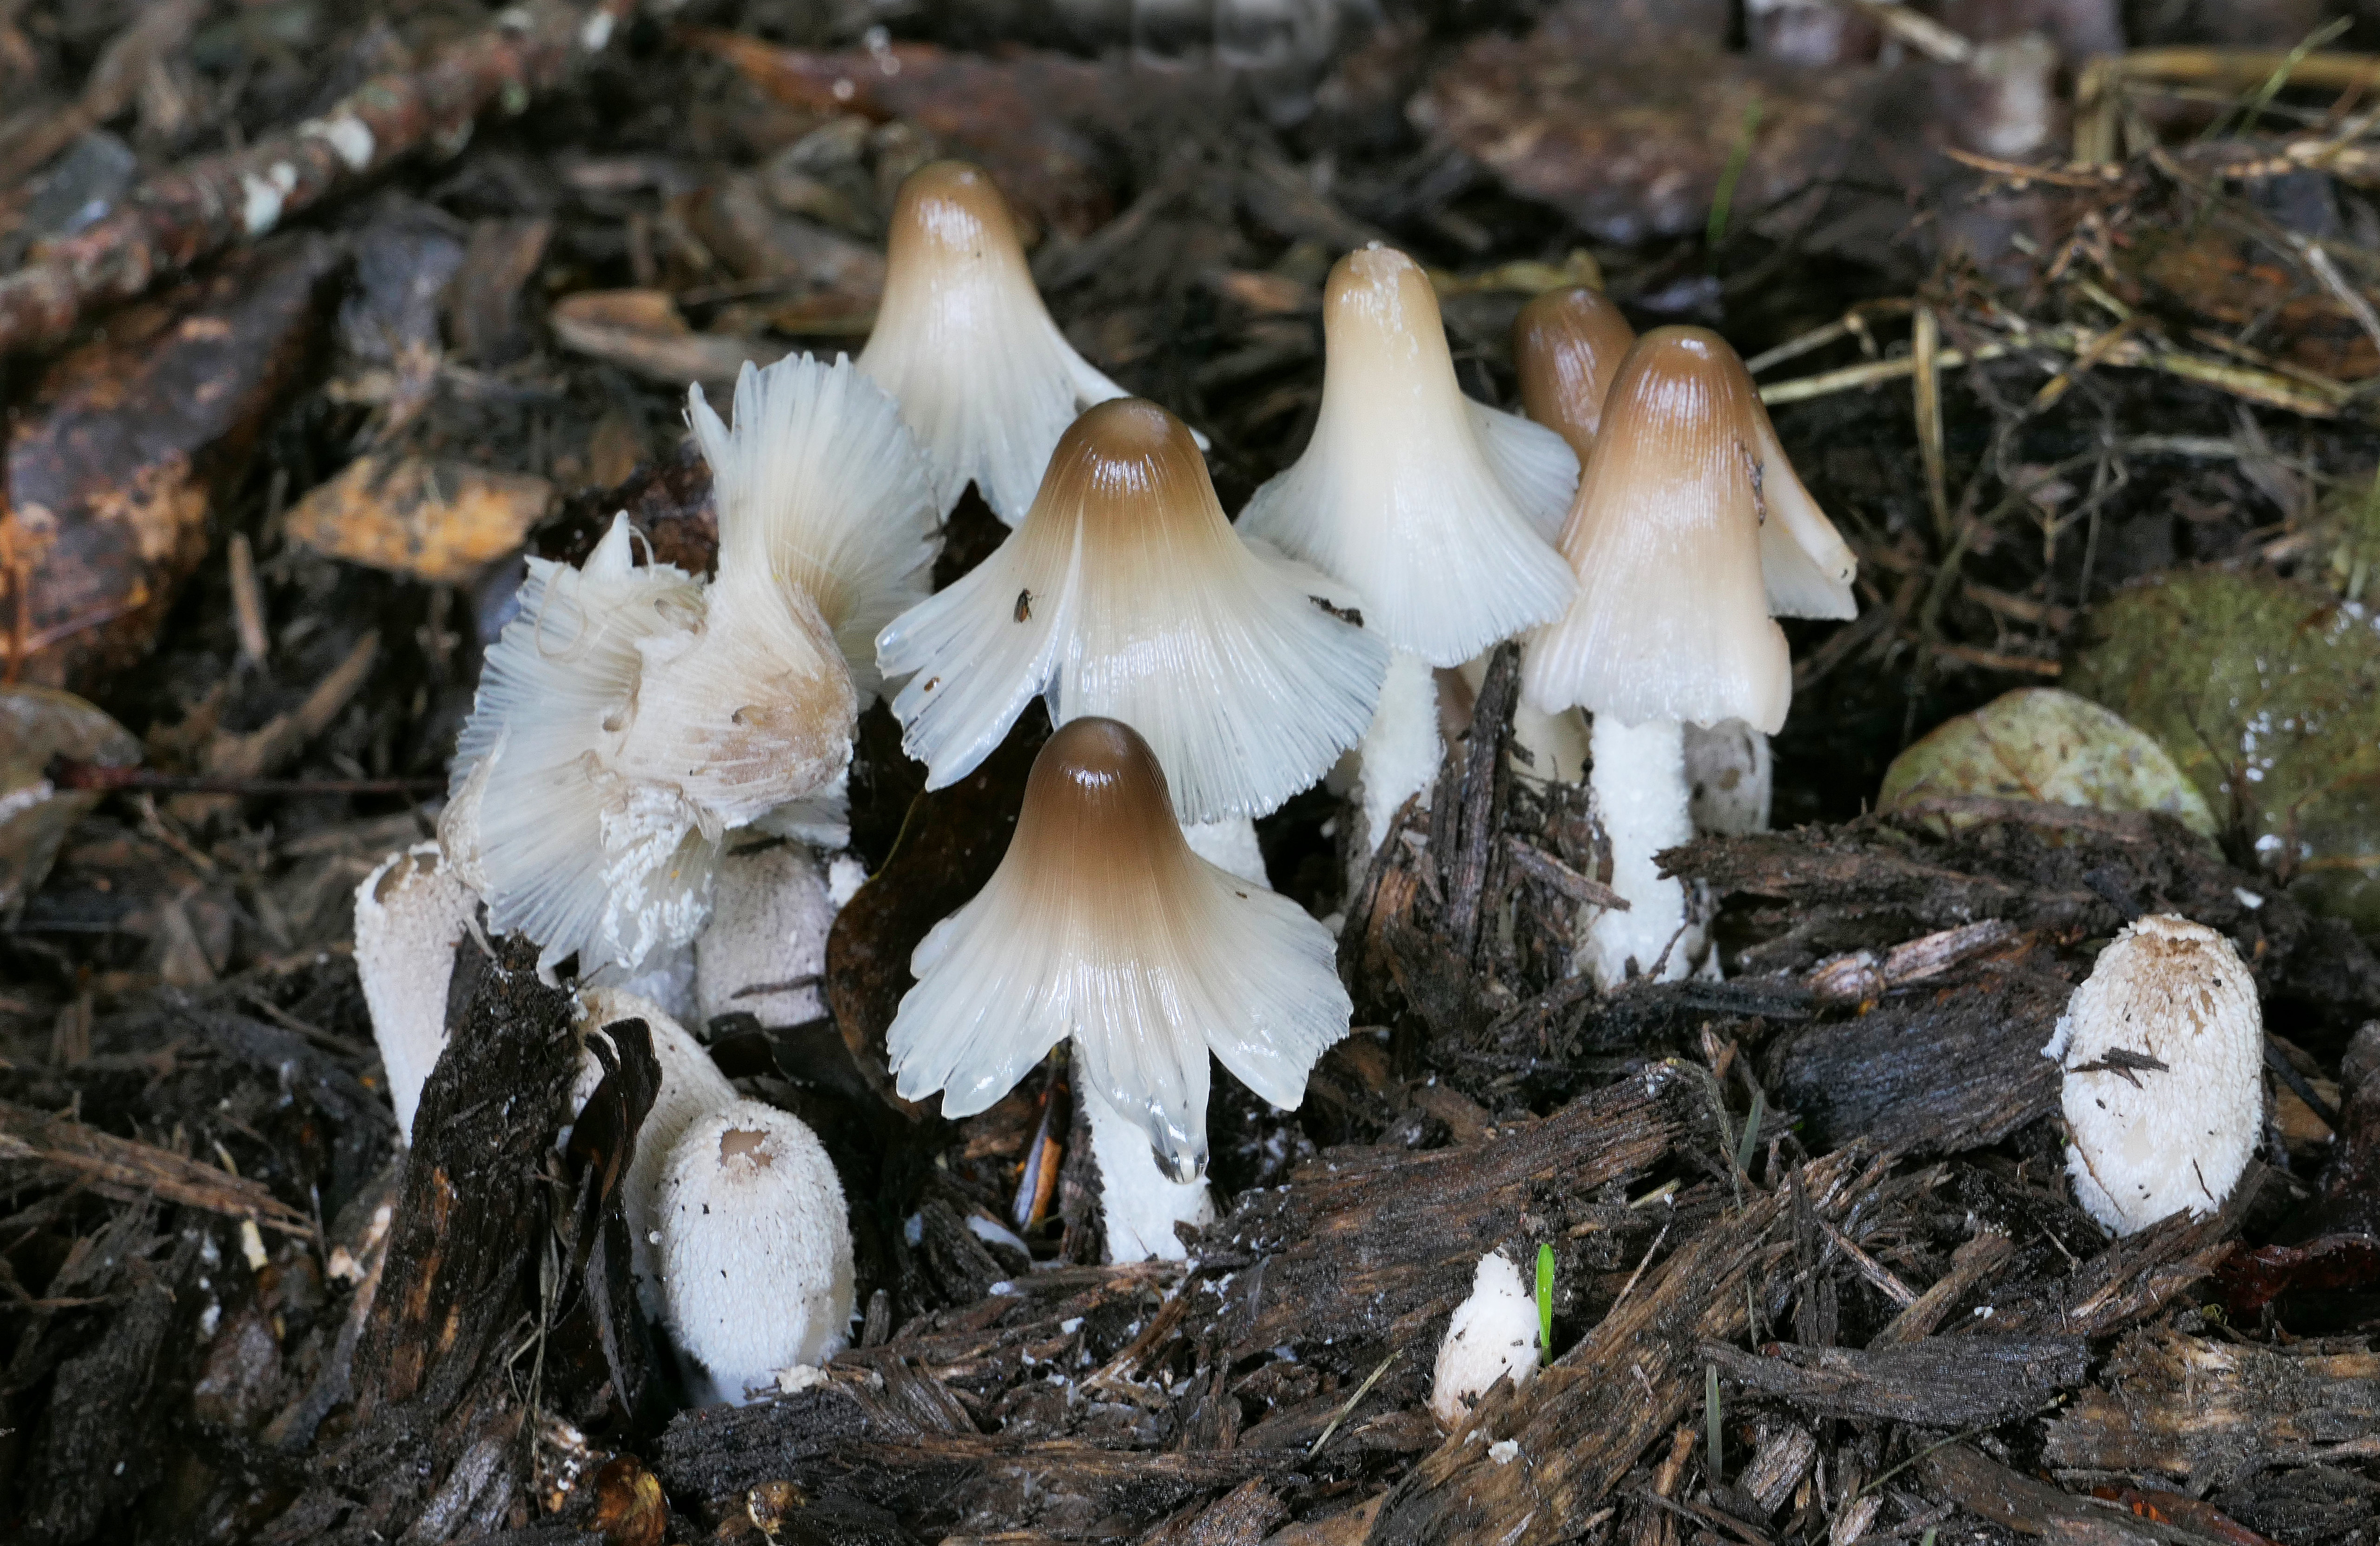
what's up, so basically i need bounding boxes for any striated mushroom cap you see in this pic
[885,717,1349,1180]
[2042,914,2264,1235]
[1521,326,1856,733]
[688,351,939,702]
[878,398,1388,824]
[1514,285,1637,462]
[1237,244,1577,665]
[856,161,1134,524]
[657,1097,854,1405]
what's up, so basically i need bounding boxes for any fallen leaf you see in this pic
[549,289,770,388]
[284,456,555,586]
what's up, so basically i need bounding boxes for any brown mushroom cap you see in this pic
[1515,286,1637,462]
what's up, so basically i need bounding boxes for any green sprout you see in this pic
[1535,1242,1554,1365]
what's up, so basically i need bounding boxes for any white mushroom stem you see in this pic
[1580,715,1700,988]
[1085,1080,1214,1263]
[1355,647,1442,854]
[1429,1250,1539,1425]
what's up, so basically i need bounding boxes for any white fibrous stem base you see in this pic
[1182,815,1268,886]
[1087,1085,1214,1263]
[1682,719,1772,836]
[1579,715,1702,988]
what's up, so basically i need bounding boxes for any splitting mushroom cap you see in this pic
[446,494,856,977]
[885,717,1350,1180]
[2041,914,2263,1235]
[688,351,940,702]
[354,842,478,1143]
[1429,1249,1540,1425]
[657,1097,855,1404]
[1514,285,1637,462]
[856,160,1134,524]
[1237,244,1578,666]
[571,986,738,1316]
[1520,326,1856,734]
[877,398,1389,823]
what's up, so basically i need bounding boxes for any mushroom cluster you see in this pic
[351,158,1862,1401]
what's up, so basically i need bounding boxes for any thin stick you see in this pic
[0,0,635,356]
[1308,1348,1400,1458]
[1913,306,1951,545]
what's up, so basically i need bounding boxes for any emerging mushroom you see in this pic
[885,717,1349,1259]
[877,399,1388,833]
[571,986,737,1317]
[443,353,934,978]
[858,160,1137,525]
[1521,327,1856,986]
[1429,1249,1540,1425]
[2041,914,2264,1235]
[1238,244,1578,862]
[354,842,478,1144]
[657,1097,855,1405]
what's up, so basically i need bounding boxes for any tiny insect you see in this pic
[1014,588,1035,622]
[921,676,940,693]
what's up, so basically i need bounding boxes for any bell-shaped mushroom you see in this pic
[1522,327,1856,986]
[857,160,1135,525]
[885,717,1349,1256]
[1239,245,1577,865]
[355,842,479,1143]
[445,353,933,977]
[2041,914,2264,1235]
[657,1097,855,1405]
[570,986,738,1317]
[1514,284,1637,466]
[878,398,1388,828]
[1239,244,1577,666]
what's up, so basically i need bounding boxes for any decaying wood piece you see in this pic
[264,932,578,1544]
[2,237,341,692]
[1704,1335,2087,1426]
[0,0,635,357]
[1765,950,2068,1156]
[1673,807,2380,1025]
[1206,1066,1707,1368]
[2044,1326,2380,1488]
[0,1097,315,1237]
[1979,1167,2263,1340]
[1918,1442,2190,1544]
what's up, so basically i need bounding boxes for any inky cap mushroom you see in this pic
[856,160,1136,524]
[658,1097,855,1405]
[2042,914,2263,1235]
[1237,244,1578,665]
[878,398,1388,824]
[885,716,1350,1180]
